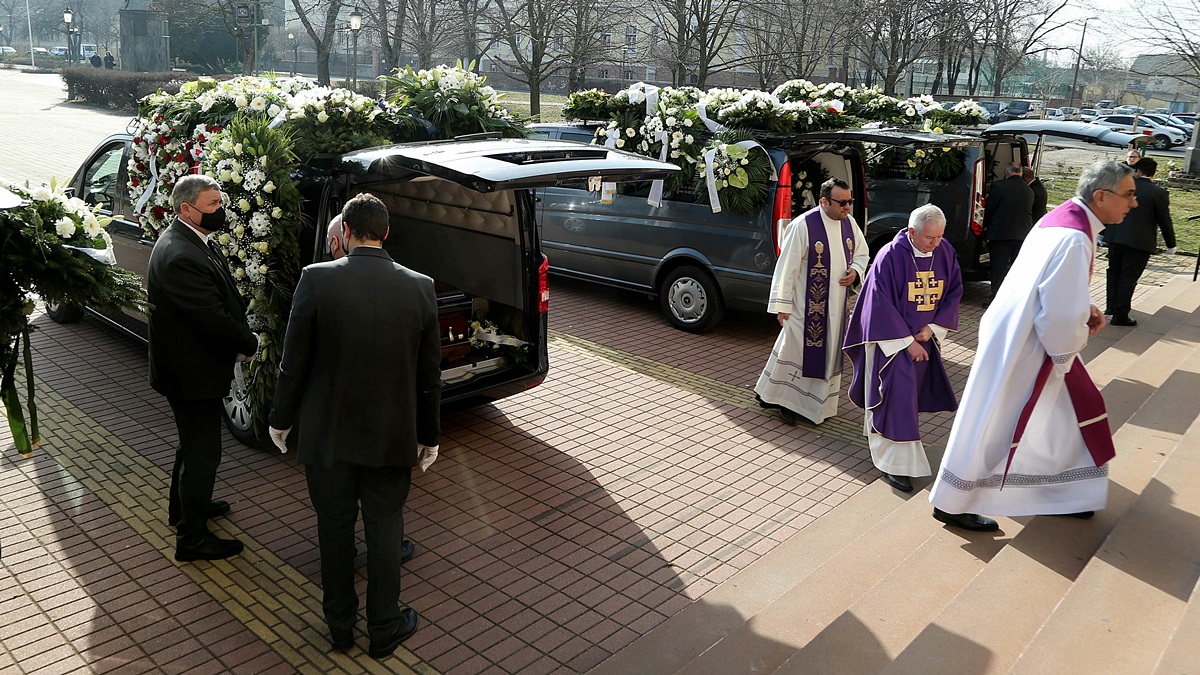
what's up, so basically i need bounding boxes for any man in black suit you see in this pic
[1023,166,1048,223]
[148,174,258,562]
[1104,157,1177,327]
[983,163,1035,307]
[269,193,441,658]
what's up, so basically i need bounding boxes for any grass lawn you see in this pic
[1042,164,1200,254]
[498,89,566,122]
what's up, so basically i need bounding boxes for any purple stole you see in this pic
[1003,199,1115,487]
[801,208,857,379]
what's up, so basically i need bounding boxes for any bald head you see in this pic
[327,214,345,260]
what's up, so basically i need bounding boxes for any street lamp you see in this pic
[349,6,361,91]
[288,32,297,76]
[62,6,72,65]
[1067,16,1100,111]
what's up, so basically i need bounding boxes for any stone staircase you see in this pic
[591,274,1200,675]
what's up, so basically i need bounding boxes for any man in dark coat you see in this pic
[148,174,258,562]
[1023,166,1048,223]
[983,162,1035,306]
[1103,157,1177,326]
[269,193,441,659]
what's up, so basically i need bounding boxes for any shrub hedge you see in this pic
[60,69,243,111]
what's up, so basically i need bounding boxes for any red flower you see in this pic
[213,125,222,132]
[131,177,140,187]
[196,134,206,142]
[133,136,143,144]
[151,206,165,219]
[136,163,146,171]
[154,115,163,122]
[175,154,185,162]
[158,136,170,145]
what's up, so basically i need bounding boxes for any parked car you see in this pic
[0,46,16,55]
[1149,107,1172,114]
[978,101,1004,124]
[998,99,1045,122]
[1058,107,1081,121]
[1113,105,1144,115]
[30,47,50,55]
[49,46,68,56]
[1080,108,1099,122]
[1176,112,1197,122]
[1044,108,1066,121]
[1096,99,1117,109]
[53,133,676,443]
[1091,114,1187,149]
[1140,113,1194,136]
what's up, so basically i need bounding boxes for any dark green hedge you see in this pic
[60,68,237,111]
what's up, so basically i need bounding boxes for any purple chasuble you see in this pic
[843,230,962,442]
[1002,198,1115,478]
[801,208,857,379]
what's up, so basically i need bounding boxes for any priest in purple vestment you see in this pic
[844,205,963,493]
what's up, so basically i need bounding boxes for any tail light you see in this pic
[970,158,985,237]
[772,161,793,256]
[537,254,550,313]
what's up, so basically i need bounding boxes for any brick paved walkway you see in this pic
[1,67,1193,673]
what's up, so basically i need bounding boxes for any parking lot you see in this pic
[1,69,1192,673]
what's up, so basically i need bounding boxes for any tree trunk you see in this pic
[317,46,332,85]
[529,81,541,119]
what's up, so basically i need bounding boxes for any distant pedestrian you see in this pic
[983,163,1034,307]
[1023,166,1048,223]
[89,53,101,68]
[1103,157,1176,327]
[755,177,869,425]
[103,50,115,69]
[1124,148,1141,167]
[843,205,962,494]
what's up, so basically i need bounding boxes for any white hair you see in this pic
[908,204,946,232]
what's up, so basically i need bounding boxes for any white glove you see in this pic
[269,426,291,453]
[418,444,439,472]
[1166,247,1178,255]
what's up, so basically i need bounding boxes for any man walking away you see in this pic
[755,177,870,425]
[269,193,441,658]
[148,174,258,562]
[1024,166,1048,223]
[930,161,1135,531]
[1103,157,1176,327]
[844,205,963,493]
[983,163,1034,307]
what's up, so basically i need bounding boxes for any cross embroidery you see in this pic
[908,271,943,311]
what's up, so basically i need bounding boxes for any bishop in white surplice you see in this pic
[930,163,1136,524]
[755,180,869,425]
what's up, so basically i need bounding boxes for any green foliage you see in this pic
[563,89,613,121]
[693,130,774,215]
[381,62,526,139]
[62,69,208,111]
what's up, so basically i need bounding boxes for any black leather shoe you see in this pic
[756,394,775,409]
[1110,316,1138,327]
[882,472,914,493]
[933,508,999,532]
[778,407,797,425]
[169,499,232,527]
[175,535,244,562]
[368,608,419,659]
[329,636,354,653]
[401,539,415,565]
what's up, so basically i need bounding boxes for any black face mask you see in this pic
[191,204,226,231]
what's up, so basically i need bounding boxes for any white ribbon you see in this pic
[268,107,289,129]
[601,126,619,204]
[647,130,670,207]
[233,361,247,394]
[133,147,160,216]
[703,140,777,214]
[696,100,728,133]
[64,242,117,265]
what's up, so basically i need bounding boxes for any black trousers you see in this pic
[306,462,412,645]
[167,397,224,546]
[1106,243,1152,320]
[988,238,1024,300]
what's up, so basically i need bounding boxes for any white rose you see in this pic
[31,186,54,201]
[219,170,232,182]
[685,134,694,144]
[271,207,283,219]
[233,267,246,279]
[234,143,243,156]
[234,225,245,237]
[616,139,625,148]
[684,119,693,127]
[268,104,281,117]
[666,116,677,127]
[256,195,264,206]
[259,264,268,275]
[317,111,330,123]
[54,216,76,238]
[238,249,247,260]
[230,172,243,184]
[235,95,249,108]
[219,233,232,245]
[238,198,251,212]
[263,181,276,193]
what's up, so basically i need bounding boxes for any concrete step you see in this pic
[880,313,1200,674]
[1085,274,1200,387]
[1154,573,1200,675]
[588,479,917,675]
[1010,365,1200,673]
[671,451,1023,675]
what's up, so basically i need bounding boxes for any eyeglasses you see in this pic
[828,198,855,207]
[1101,188,1137,201]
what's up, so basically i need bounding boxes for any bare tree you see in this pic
[1135,0,1200,88]
[986,0,1070,98]
[490,0,565,117]
[853,0,952,95]
[291,0,345,84]
[453,0,496,71]
[738,0,844,88]
[558,0,608,91]
[1078,43,1131,103]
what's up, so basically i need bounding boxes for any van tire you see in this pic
[659,265,724,333]
[46,301,84,324]
[223,367,263,447]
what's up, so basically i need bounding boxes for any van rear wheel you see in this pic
[46,301,84,324]
[659,265,724,333]
[222,364,263,447]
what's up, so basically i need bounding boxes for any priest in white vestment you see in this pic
[755,177,870,425]
[929,162,1135,531]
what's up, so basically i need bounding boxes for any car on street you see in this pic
[49,46,68,56]
[1176,112,1197,122]
[1091,114,1186,149]
[978,101,1004,123]
[53,132,676,444]
[1058,107,1081,121]
[1080,108,1099,122]
[1113,105,1144,115]
[1140,113,1194,136]
[30,47,50,55]
[1044,108,1066,121]
[998,99,1044,122]
[0,46,16,55]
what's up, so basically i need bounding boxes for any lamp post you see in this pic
[62,6,72,65]
[349,6,361,92]
[1067,16,1100,111]
[288,31,297,76]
